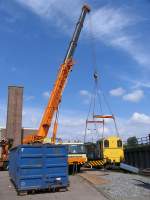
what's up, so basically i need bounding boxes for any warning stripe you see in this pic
[69,162,85,165]
[85,160,105,167]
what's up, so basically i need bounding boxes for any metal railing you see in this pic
[124,134,150,147]
[137,135,150,145]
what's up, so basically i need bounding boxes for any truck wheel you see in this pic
[77,165,80,172]
[3,161,8,171]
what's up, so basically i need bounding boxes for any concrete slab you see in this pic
[0,171,107,200]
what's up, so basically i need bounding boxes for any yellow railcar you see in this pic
[97,136,124,164]
[85,136,124,167]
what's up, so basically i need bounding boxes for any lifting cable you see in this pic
[84,14,119,142]
[84,14,104,142]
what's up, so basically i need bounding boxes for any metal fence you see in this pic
[124,145,150,169]
[124,134,150,147]
[124,134,150,169]
[136,135,150,145]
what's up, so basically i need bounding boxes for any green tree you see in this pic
[127,136,138,146]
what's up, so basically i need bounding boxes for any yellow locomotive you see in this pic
[97,136,124,164]
[85,135,124,167]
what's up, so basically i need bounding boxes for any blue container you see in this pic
[9,144,69,193]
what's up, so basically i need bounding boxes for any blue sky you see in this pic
[0,0,150,141]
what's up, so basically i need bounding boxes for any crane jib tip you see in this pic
[82,4,91,12]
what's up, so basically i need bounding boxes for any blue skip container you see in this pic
[9,144,69,194]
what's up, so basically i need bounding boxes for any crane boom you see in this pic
[23,5,90,144]
[64,5,90,62]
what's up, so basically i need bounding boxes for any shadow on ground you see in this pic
[133,179,150,190]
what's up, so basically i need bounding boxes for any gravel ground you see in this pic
[80,169,150,200]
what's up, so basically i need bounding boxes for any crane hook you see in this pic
[93,72,98,80]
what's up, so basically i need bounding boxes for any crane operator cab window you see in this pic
[117,139,122,147]
[104,139,109,148]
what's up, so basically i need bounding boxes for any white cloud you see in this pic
[90,6,150,67]
[130,112,150,124]
[15,1,150,67]
[85,112,150,141]
[79,89,91,104]
[90,7,134,37]
[118,114,150,140]
[22,106,87,141]
[58,113,86,141]
[110,87,125,96]
[79,90,91,97]
[118,76,150,90]
[109,87,144,103]
[0,103,6,127]
[22,106,43,128]
[16,0,81,17]
[15,0,82,32]
[123,89,144,102]
[0,100,149,141]
[42,91,49,98]
[110,36,150,66]
[21,108,150,141]
[132,80,150,89]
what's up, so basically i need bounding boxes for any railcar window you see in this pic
[117,140,122,147]
[104,140,109,147]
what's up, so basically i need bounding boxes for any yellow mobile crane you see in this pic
[23,5,90,170]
